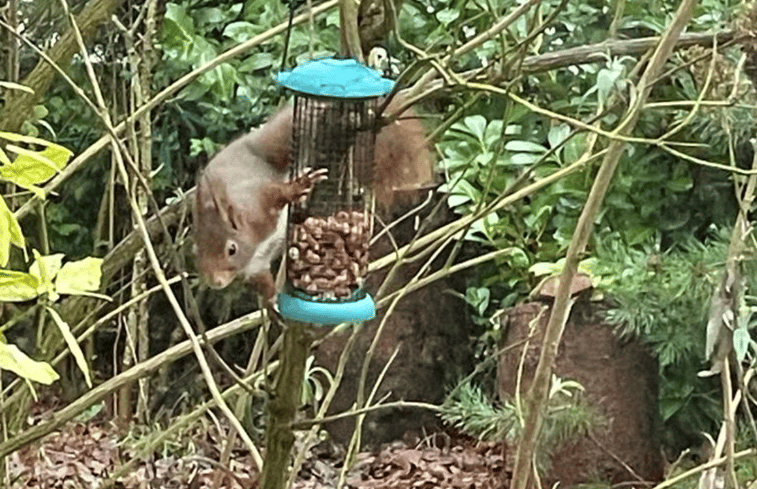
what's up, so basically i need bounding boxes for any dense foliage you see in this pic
[2,0,757,484]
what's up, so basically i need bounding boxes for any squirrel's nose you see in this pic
[207,271,234,289]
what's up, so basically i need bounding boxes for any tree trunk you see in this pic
[0,0,127,133]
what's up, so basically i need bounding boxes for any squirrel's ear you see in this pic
[197,173,231,223]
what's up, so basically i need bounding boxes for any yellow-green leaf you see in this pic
[46,307,91,388]
[0,195,24,252]
[0,270,39,301]
[0,131,60,146]
[0,132,72,190]
[0,145,62,189]
[55,257,104,296]
[30,251,63,301]
[0,81,34,93]
[0,197,10,267]
[0,146,11,165]
[0,342,59,384]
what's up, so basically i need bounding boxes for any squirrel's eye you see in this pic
[227,241,237,257]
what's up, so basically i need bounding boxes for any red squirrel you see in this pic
[193,95,433,301]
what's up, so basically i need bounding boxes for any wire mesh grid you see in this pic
[285,96,378,301]
[290,97,376,216]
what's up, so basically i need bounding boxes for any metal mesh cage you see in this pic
[285,96,378,301]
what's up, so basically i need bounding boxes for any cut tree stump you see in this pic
[498,301,664,486]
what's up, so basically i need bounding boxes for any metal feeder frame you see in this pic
[275,57,394,325]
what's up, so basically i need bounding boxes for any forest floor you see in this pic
[9,417,508,488]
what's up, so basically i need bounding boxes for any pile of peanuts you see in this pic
[287,210,370,299]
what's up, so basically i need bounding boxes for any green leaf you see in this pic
[483,120,504,147]
[436,8,460,26]
[30,251,63,301]
[466,287,491,316]
[223,21,263,43]
[0,131,68,152]
[75,402,105,422]
[0,342,59,384]
[240,52,274,72]
[444,178,480,206]
[0,196,24,266]
[0,270,40,302]
[447,194,471,208]
[596,67,620,104]
[503,247,529,268]
[563,133,587,163]
[0,145,11,165]
[463,115,487,142]
[548,124,571,150]
[55,257,105,296]
[510,152,542,165]
[47,307,91,388]
[666,175,693,192]
[505,140,547,153]
[32,105,49,121]
[529,261,561,277]
[210,63,237,101]
[734,327,750,362]
[196,7,224,26]
[0,143,72,190]
[162,3,195,57]
[659,396,686,421]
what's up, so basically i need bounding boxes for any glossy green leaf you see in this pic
[505,140,547,153]
[0,270,40,302]
[462,116,487,142]
[510,152,542,165]
[240,52,275,72]
[163,3,195,57]
[436,8,460,26]
[0,342,59,384]
[563,133,587,163]
[223,21,262,43]
[211,63,237,100]
[47,307,91,388]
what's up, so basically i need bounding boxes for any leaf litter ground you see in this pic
[10,417,508,488]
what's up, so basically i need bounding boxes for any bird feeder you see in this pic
[275,57,394,325]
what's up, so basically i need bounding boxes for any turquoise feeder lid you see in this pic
[278,290,376,325]
[276,57,394,98]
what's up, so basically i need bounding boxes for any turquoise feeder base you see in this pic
[278,290,376,325]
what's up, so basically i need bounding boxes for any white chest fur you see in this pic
[242,209,288,278]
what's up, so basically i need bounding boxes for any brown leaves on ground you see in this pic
[346,441,508,489]
[10,418,506,489]
[9,421,259,489]
[10,422,120,488]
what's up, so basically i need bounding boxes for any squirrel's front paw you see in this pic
[293,167,328,202]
